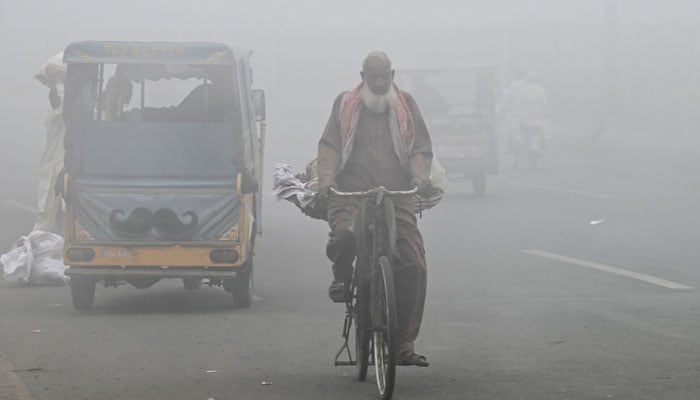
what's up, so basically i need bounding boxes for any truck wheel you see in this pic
[70,277,96,310]
[183,278,202,290]
[472,174,487,196]
[231,261,253,308]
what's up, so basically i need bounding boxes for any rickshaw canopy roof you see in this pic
[63,41,249,65]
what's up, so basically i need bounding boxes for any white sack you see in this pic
[31,258,68,286]
[1,238,34,285]
[1,230,66,286]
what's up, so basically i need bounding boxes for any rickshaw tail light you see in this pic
[209,249,239,264]
[66,248,96,262]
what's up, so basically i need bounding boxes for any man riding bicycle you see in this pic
[317,50,433,367]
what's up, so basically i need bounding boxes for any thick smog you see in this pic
[1,1,699,399]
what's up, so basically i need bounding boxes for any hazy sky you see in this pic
[2,0,699,33]
[0,0,698,179]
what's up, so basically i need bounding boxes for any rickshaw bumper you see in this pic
[64,241,246,272]
[64,267,238,279]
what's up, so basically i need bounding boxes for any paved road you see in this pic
[1,137,699,400]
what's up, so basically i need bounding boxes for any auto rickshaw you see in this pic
[397,65,498,195]
[59,41,266,309]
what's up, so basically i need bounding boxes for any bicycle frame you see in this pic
[332,186,417,399]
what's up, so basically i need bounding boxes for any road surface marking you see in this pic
[513,183,614,200]
[0,200,36,214]
[524,249,693,290]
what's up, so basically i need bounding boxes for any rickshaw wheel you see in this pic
[231,260,253,308]
[70,276,96,310]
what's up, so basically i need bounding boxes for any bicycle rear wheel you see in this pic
[372,255,397,399]
[355,279,370,381]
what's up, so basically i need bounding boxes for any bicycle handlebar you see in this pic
[329,186,418,198]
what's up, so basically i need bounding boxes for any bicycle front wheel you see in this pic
[372,255,397,399]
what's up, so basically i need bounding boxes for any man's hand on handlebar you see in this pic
[411,178,437,198]
[317,182,337,202]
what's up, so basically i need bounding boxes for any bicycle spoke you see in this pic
[372,256,397,399]
[373,330,387,392]
[354,280,370,380]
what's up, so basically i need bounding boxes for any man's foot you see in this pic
[396,350,430,367]
[328,279,349,303]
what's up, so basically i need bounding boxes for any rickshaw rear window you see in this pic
[64,62,243,178]
[90,63,239,123]
[79,121,237,178]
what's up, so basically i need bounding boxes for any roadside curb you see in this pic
[0,352,33,400]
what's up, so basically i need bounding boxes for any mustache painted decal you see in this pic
[107,208,199,240]
[152,208,199,240]
[109,207,154,238]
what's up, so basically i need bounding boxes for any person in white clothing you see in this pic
[33,53,66,234]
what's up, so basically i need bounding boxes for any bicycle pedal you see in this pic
[332,297,349,303]
[329,290,350,303]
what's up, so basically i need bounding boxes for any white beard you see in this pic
[361,84,398,113]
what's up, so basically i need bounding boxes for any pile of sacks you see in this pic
[1,230,67,286]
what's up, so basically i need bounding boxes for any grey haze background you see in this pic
[1,0,699,199]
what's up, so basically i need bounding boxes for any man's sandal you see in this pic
[396,351,430,367]
[328,279,349,303]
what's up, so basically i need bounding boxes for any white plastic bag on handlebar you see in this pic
[429,155,448,192]
[413,155,447,213]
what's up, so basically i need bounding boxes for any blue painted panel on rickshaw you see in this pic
[78,121,237,179]
[72,184,240,241]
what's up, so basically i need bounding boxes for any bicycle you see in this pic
[332,186,418,400]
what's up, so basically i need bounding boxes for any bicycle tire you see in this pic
[355,279,370,381]
[373,255,397,399]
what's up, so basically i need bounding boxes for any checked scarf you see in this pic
[338,83,415,168]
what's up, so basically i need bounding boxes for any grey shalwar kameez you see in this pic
[317,90,433,355]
